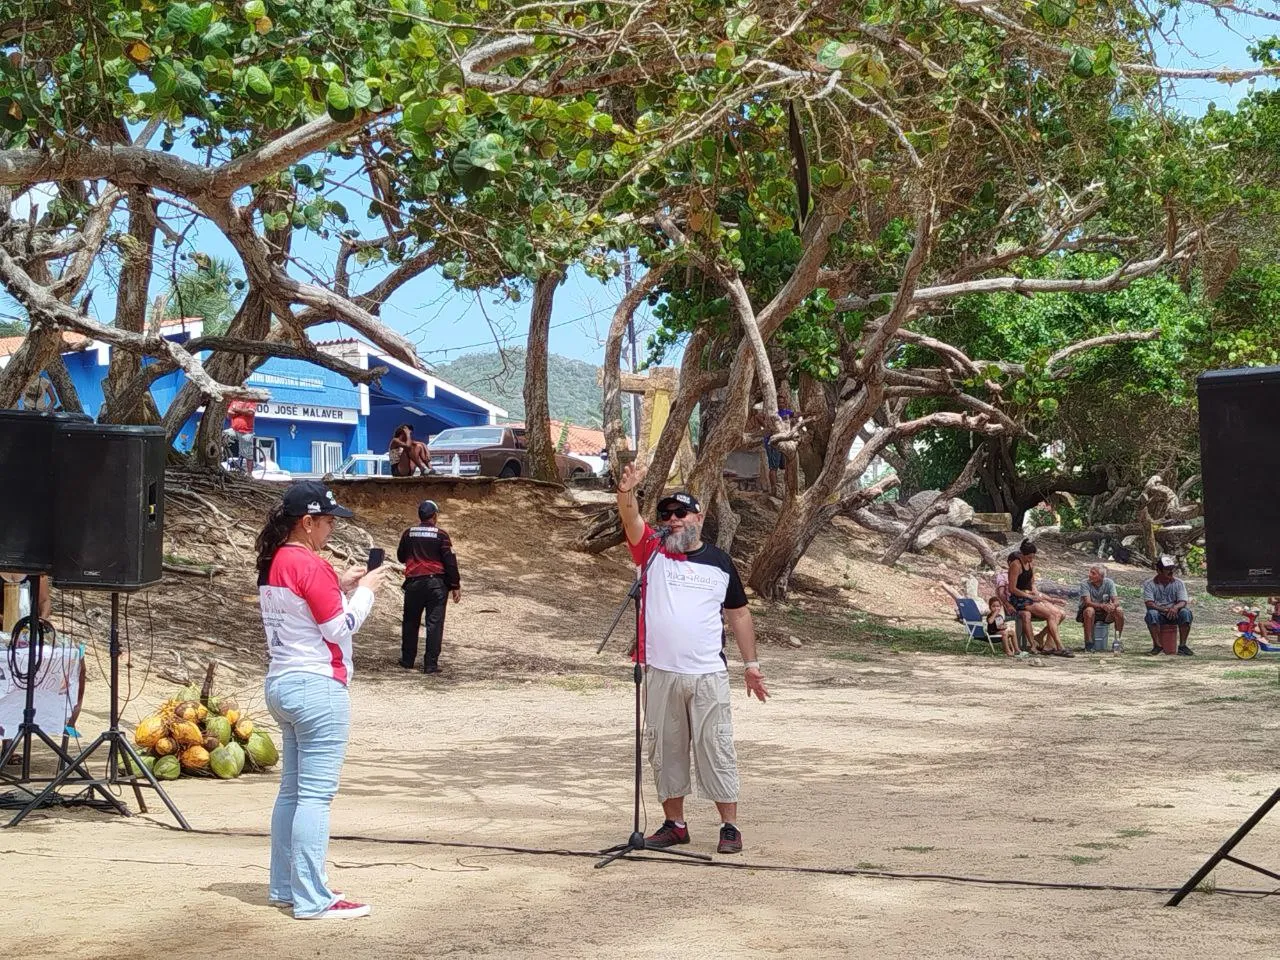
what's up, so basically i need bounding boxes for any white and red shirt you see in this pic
[259,544,373,686]
[629,524,748,675]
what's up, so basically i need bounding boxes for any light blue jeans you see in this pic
[265,671,351,918]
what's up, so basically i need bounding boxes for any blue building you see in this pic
[0,321,506,477]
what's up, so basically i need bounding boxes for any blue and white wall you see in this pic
[5,324,505,477]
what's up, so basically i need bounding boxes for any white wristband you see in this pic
[744,660,760,671]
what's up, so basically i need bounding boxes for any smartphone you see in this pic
[367,548,385,571]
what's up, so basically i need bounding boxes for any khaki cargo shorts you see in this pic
[643,666,739,803]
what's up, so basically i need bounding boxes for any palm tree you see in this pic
[165,255,243,335]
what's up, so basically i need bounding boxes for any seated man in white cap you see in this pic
[1143,555,1193,656]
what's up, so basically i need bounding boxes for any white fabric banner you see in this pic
[0,645,84,739]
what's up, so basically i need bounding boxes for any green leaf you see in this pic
[263,211,289,231]
[326,82,355,122]
[538,140,557,158]
[201,21,234,52]
[590,113,613,134]
[1037,0,1075,28]
[820,162,845,187]
[244,65,273,102]
[734,14,759,40]
[1093,42,1113,75]
[715,40,735,70]
[243,0,267,22]
[1038,397,1060,414]
[530,201,554,225]
[152,61,178,99]
[818,41,857,70]
[166,3,197,34]
[189,3,214,33]
[349,80,372,109]
[1069,46,1094,79]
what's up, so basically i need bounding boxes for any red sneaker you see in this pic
[717,823,743,854]
[644,820,690,848]
[301,899,371,920]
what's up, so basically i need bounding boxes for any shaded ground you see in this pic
[2,475,1273,959]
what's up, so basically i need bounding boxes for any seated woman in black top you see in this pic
[1007,541,1073,658]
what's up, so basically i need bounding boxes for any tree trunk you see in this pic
[164,290,273,453]
[99,190,157,424]
[523,269,562,483]
[0,326,61,409]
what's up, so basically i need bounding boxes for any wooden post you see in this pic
[2,581,20,633]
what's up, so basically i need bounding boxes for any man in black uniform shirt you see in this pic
[396,500,462,674]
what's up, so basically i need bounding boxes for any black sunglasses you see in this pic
[658,506,691,520]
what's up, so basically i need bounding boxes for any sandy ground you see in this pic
[3,478,1276,958]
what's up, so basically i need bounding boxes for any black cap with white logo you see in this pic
[282,480,354,518]
[656,491,701,514]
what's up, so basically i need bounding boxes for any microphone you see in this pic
[648,524,672,542]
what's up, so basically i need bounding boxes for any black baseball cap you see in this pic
[282,481,353,518]
[656,491,701,514]
[418,499,439,519]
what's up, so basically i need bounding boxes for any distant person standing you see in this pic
[397,499,461,674]
[226,399,258,469]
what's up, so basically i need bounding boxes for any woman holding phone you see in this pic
[255,481,385,920]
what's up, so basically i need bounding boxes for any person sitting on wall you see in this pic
[389,424,431,477]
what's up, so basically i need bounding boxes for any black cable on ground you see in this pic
[185,827,1277,899]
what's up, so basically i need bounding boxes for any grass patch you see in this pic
[1137,803,1175,809]
[1115,827,1155,838]
[856,861,886,871]
[1189,695,1252,704]
[1076,841,1127,850]
[857,620,975,656]
[1226,773,1249,783]
[828,650,872,663]
[1012,854,1031,860]
[1223,668,1280,683]
[1056,854,1105,866]
[544,675,606,693]
[892,846,936,853]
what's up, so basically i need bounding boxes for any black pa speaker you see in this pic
[1197,366,1280,596]
[51,422,165,591]
[0,409,91,573]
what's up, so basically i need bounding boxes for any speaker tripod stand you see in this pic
[595,535,711,869]
[8,593,190,830]
[0,610,123,816]
[1167,787,1280,906]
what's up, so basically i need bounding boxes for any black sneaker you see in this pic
[1177,645,1195,656]
[718,823,743,854]
[1146,646,1163,655]
[645,820,689,848]
[423,665,441,674]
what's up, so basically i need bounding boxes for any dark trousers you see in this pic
[401,576,448,670]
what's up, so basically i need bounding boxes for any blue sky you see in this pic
[7,10,1275,372]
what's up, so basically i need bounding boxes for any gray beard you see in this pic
[663,525,700,553]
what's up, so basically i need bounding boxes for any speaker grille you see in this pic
[1198,366,1280,596]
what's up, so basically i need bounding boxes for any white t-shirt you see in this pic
[259,544,373,685]
[628,524,749,675]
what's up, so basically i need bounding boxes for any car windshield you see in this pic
[431,427,505,447]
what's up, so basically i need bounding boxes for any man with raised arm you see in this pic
[615,461,769,855]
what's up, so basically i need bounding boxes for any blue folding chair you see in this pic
[954,597,998,655]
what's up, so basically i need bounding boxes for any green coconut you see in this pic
[205,714,232,746]
[153,755,181,781]
[174,683,201,703]
[245,730,279,770]
[227,740,246,777]
[124,752,156,777]
[209,745,238,780]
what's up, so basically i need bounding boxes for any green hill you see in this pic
[431,348,631,430]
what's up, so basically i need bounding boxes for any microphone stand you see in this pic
[595,527,712,869]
